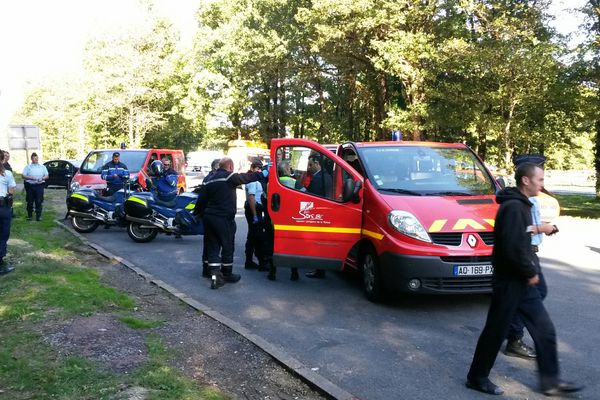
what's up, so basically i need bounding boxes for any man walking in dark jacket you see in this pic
[194,157,265,289]
[465,162,582,396]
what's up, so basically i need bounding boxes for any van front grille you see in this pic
[422,276,492,291]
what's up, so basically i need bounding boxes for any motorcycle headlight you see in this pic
[388,210,431,243]
[70,181,80,192]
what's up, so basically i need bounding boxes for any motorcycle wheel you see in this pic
[71,216,99,233]
[127,222,158,243]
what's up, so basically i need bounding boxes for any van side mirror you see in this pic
[342,179,362,203]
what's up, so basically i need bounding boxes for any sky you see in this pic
[0,0,589,144]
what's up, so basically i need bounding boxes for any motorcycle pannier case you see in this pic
[67,192,94,212]
[124,195,152,218]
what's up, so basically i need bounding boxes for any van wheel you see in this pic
[71,216,99,233]
[361,246,384,302]
[127,222,158,243]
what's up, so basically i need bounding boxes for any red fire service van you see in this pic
[70,148,186,194]
[267,138,501,301]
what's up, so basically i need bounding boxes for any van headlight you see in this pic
[388,210,431,243]
[70,181,80,192]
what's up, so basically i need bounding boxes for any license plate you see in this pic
[453,265,493,276]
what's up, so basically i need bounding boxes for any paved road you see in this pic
[75,204,598,399]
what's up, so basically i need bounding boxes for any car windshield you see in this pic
[79,150,148,173]
[359,146,495,196]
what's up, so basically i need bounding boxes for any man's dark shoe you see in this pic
[258,263,269,272]
[104,224,111,229]
[210,272,225,289]
[244,261,259,270]
[542,381,584,396]
[267,272,276,281]
[0,263,15,275]
[222,273,241,283]
[466,378,504,395]
[505,338,536,359]
[290,268,299,281]
[305,269,325,279]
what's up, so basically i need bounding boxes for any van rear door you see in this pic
[268,139,364,271]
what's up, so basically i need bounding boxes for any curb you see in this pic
[56,219,359,400]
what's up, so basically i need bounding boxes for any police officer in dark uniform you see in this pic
[101,152,128,195]
[466,163,583,396]
[194,157,265,289]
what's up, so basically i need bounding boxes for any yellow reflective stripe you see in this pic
[429,219,447,232]
[70,193,88,202]
[185,203,195,210]
[127,197,147,207]
[452,218,485,230]
[483,218,495,227]
[362,229,384,240]
[274,225,361,234]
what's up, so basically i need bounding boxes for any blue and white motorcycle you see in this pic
[66,168,135,233]
[123,190,203,243]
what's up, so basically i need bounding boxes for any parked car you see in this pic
[43,159,82,188]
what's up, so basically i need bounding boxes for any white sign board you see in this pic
[9,125,41,150]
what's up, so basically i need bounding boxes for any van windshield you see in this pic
[359,146,495,195]
[79,150,148,173]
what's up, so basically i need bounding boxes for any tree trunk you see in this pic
[477,126,487,161]
[595,119,600,198]
[316,79,325,142]
[503,99,516,168]
[278,75,286,138]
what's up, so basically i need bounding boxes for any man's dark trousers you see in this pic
[26,183,44,218]
[468,276,559,389]
[244,202,265,264]
[0,206,12,259]
[508,272,547,341]
[203,214,236,273]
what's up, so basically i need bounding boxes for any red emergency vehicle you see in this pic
[70,149,186,194]
[268,138,501,301]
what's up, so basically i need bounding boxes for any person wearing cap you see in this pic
[244,159,267,271]
[22,152,49,221]
[101,152,128,195]
[0,149,16,274]
[503,154,558,360]
[197,158,221,278]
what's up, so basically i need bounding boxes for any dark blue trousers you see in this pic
[26,183,44,217]
[203,214,236,273]
[508,271,547,340]
[468,278,559,390]
[0,206,12,259]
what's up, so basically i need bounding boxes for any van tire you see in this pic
[361,245,384,302]
[71,216,99,233]
[127,222,158,243]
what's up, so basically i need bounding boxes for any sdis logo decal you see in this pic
[292,201,324,222]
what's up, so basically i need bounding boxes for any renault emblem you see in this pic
[467,234,478,248]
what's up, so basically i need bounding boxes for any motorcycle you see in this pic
[66,168,136,233]
[123,190,203,243]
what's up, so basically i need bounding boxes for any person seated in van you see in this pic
[146,160,178,203]
[101,152,129,195]
[277,161,296,188]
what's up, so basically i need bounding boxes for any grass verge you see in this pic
[554,194,600,219]
[0,189,225,399]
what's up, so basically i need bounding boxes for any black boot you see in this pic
[202,262,210,278]
[305,269,325,279]
[245,260,259,270]
[221,265,241,283]
[267,263,276,281]
[210,270,225,289]
[0,260,14,275]
[290,268,299,281]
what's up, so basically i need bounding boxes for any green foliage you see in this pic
[12,0,598,173]
[555,194,600,219]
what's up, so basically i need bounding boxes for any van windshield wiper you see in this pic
[426,191,473,196]
[378,188,423,196]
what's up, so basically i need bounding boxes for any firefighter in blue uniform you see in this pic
[193,157,266,289]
